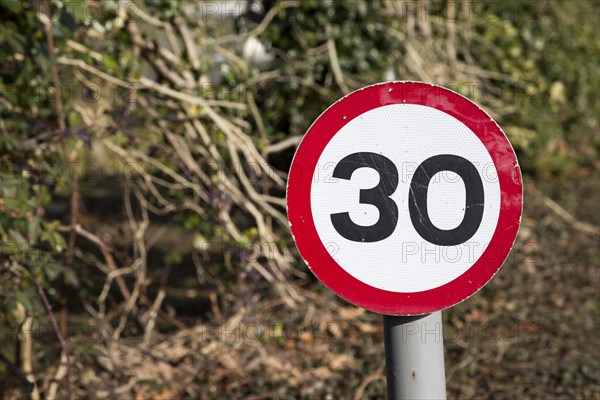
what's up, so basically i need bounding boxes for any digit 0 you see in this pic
[409,155,484,246]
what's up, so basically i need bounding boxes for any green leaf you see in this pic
[8,229,28,252]
[15,291,33,311]
[43,262,64,281]
[28,217,41,244]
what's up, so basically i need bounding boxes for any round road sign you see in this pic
[287,81,522,315]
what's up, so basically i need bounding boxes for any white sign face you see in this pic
[310,104,501,292]
[287,82,522,315]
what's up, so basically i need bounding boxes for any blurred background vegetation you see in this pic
[0,0,598,398]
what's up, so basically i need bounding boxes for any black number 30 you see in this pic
[330,152,484,246]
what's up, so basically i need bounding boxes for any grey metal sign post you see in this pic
[384,312,446,399]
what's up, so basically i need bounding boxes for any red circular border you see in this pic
[287,82,523,315]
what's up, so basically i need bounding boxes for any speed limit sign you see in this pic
[287,82,522,315]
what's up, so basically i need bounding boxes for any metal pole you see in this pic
[383,311,446,400]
